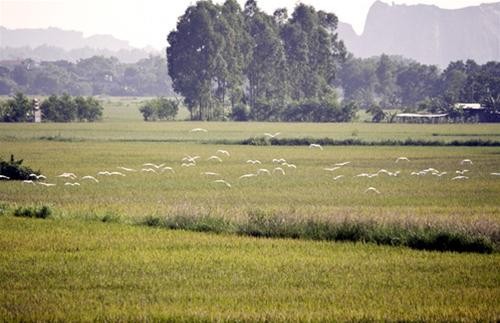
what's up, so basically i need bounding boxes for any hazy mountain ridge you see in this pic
[338,1,500,66]
[0,26,159,63]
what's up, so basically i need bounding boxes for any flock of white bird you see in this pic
[1,131,499,195]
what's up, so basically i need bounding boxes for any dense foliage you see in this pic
[337,55,500,122]
[167,0,351,122]
[139,97,179,121]
[0,92,103,122]
[0,154,40,180]
[0,55,173,97]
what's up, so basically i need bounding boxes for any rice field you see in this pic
[0,98,499,320]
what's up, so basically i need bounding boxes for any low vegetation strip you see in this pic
[141,211,497,254]
[233,137,500,147]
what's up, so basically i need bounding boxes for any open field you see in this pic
[0,99,499,320]
[0,217,499,321]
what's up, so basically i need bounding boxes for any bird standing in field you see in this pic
[460,159,473,165]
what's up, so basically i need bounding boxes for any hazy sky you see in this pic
[1,0,498,49]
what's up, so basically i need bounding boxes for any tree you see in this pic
[2,92,32,122]
[139,97,179,121]
[40,94,77,122]
[167,1,222,120]
[281,4,345,102]
[396,62,439,108]
[245,2,287,117]
[75,96,103,122]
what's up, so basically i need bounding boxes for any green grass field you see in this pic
[0,97,499,320]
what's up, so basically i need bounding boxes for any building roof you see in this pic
[396,113,448,118]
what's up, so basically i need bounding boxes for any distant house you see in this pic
[395,113,448,123]
[453,103,484,111]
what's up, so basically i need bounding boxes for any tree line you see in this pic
[338,55,500,122]
[167,0,499,122]
[0,92,103,122]
[0,55,173,97]
[167,0,356,122]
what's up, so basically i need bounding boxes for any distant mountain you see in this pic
[0,26,160,63]
[338,1,500,67]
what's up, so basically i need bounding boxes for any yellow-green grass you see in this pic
[1,121,500,143]
[1,141,499,241]
[0,216,498,321]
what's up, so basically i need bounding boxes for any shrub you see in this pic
[139,97,179,121]
[0,154,41,180]
[13,205,52,219]
[0,92,32,122]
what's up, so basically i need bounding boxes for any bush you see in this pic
[139,97,179,121]
[0,154,40,180]
[13,205,52,219]
[0,92,32,122]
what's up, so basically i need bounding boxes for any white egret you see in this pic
[239,173,257,179]
[460,159,473,165]
[202,172,220,176]
[57,173,77,179]
[190,128,208,133]
[452,176,469,180]
[395,157,410,163]
[213,179,231,188]
[273,167,285,175]
[264,132,280,138]
[309,144,323,150]
[39,182,56,187]
[64,182,81,186]
[143,163,165,169]
[117,166,137,172]
[207,155,223,162]
[216,150,230,157]
[82,176,99,183]
[257,169,271,175]
[161,167,175,173]
[365,187,381,194]
[29,174,46,180]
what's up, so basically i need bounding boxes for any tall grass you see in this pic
[141,210,496,254]
[235,136,500,147]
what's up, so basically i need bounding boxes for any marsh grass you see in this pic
[140,209,496,253]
